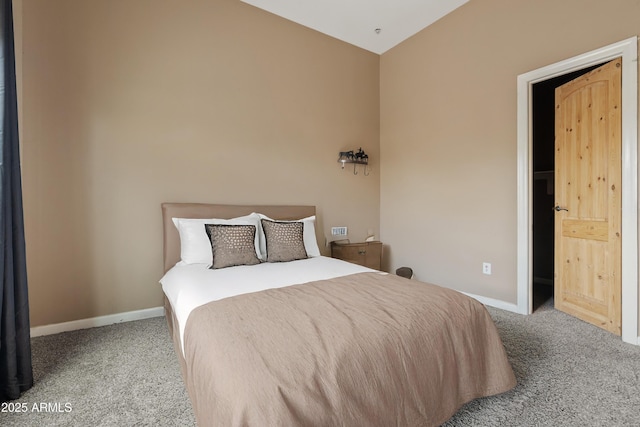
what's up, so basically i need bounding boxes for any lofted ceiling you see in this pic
[240,0,469,55]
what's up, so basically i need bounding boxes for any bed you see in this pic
[160,203,516,426]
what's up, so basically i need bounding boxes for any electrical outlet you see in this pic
[482,262,492,275]
[331,227,348,237]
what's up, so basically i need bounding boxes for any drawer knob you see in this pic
[358,250,366,255]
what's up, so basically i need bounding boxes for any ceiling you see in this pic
[240,0,469,55]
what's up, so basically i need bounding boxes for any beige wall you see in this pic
[21,0,380,326]
[380,0,640,303]
[19,0,640,328]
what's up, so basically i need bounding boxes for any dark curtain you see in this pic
[0,0,33,401]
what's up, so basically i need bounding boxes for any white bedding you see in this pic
[160,256,379,353]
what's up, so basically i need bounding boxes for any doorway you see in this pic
[531,64,603,311]
[516,37,638,344]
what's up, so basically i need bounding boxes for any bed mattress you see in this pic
[160,256,376,352]
[161,257,516,426]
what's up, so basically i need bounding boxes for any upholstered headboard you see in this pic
[161,203,317,273]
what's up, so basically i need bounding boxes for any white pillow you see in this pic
[254,213,321,259]
[172,213,263,265]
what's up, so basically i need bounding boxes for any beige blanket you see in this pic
[183,272,516,426]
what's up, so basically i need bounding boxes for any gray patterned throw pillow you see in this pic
[260,219,308,262]
[204,224,261,269]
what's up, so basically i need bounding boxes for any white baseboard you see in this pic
[30,306,165,337]
[462,292,521,314]
[27,301,640,345]
[463,292,640,346]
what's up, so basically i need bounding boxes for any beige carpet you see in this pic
[2,300,639,426]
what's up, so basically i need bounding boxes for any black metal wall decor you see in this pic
[338,147,369,175]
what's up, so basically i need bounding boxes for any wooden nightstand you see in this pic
[330,241,382,270]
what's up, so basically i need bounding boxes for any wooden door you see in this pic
[554,58,622,335]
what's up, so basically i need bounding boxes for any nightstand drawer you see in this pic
[330,241,382,270]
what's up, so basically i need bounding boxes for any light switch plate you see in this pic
[331,227,348,236]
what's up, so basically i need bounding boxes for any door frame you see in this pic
[516,37,638,345]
